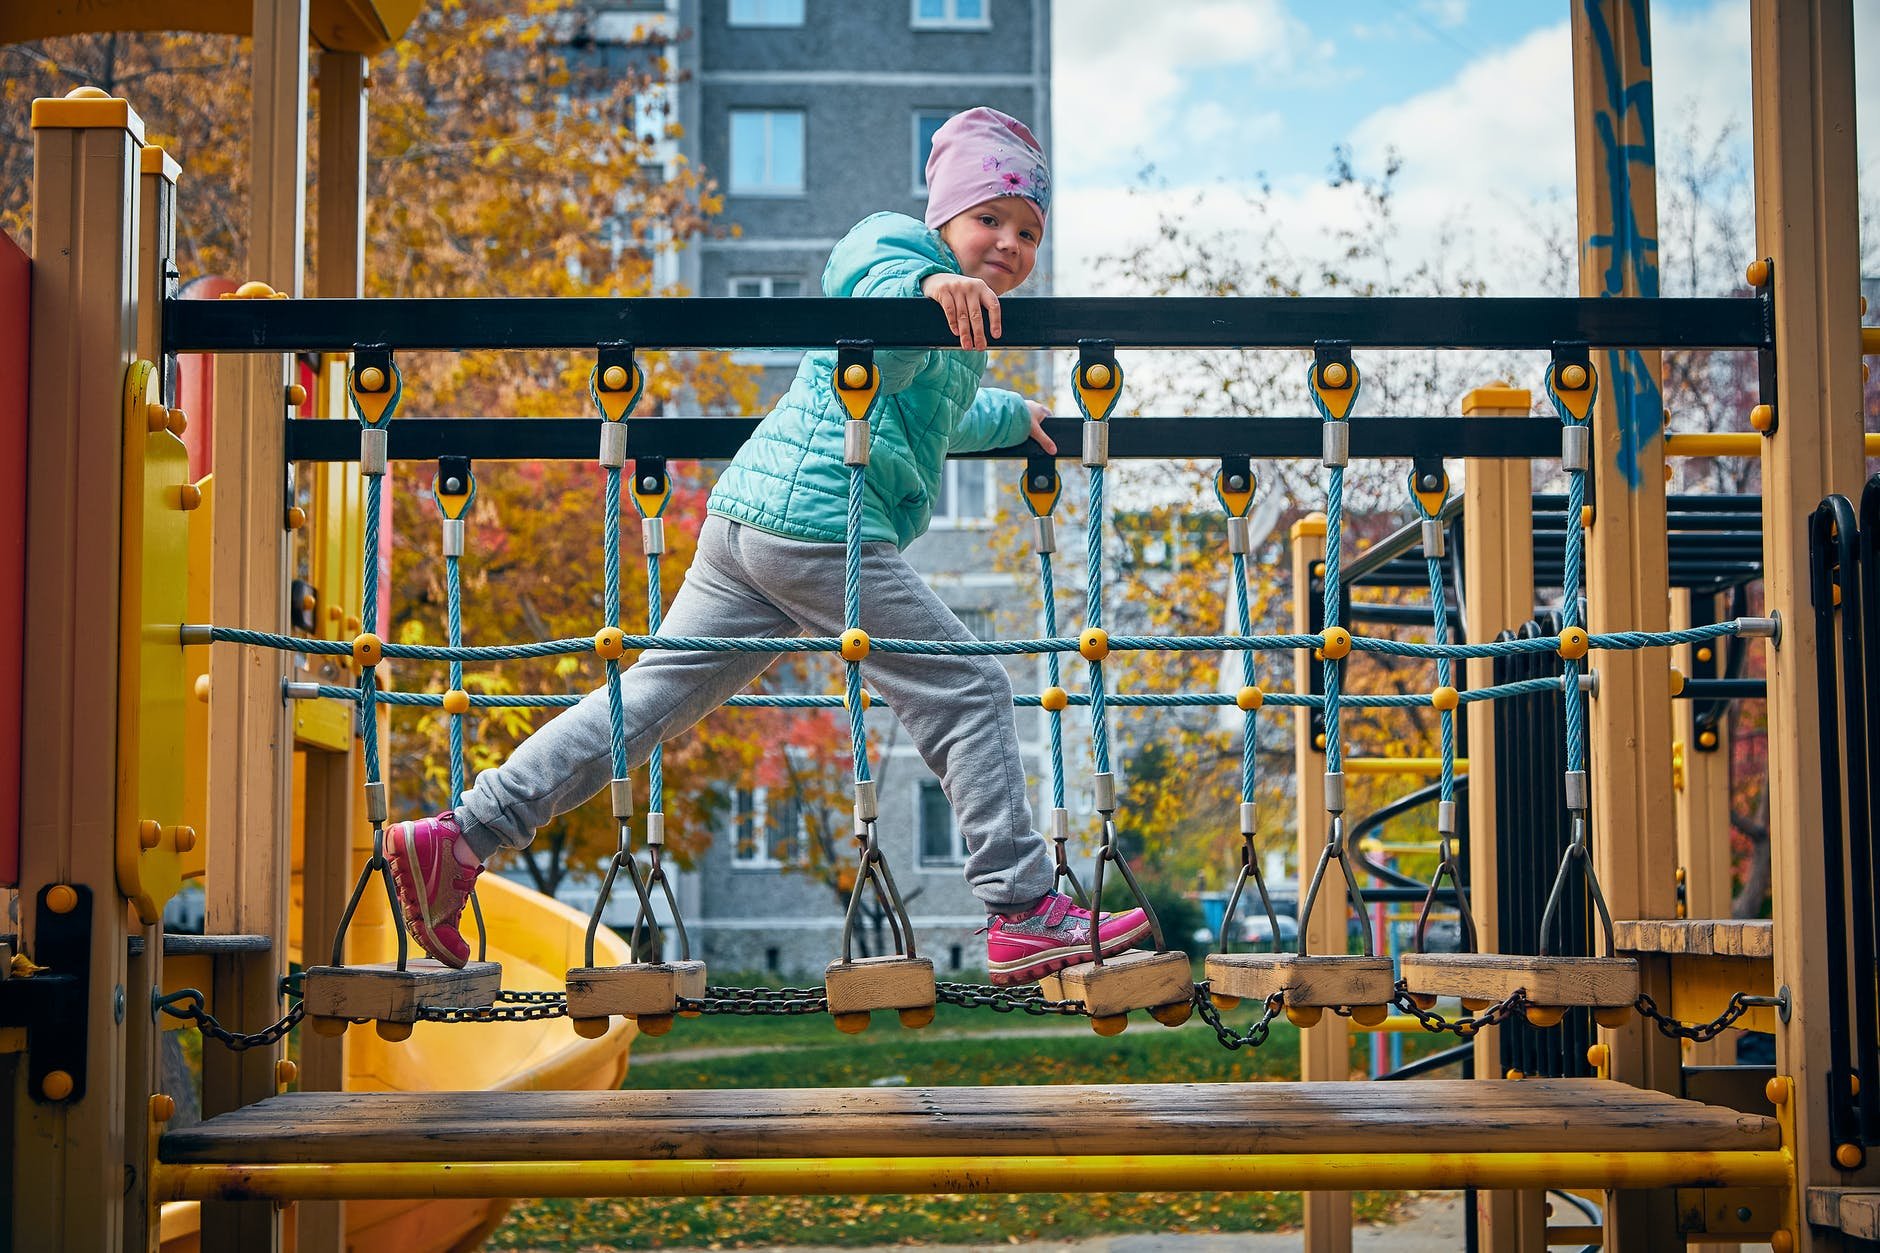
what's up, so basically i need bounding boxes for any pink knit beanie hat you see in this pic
[923,107,1050,235]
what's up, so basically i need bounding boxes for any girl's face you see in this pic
[938,197,1042,296]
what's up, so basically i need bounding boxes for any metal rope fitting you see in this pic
[1437,800,1457,837]
[360,427,388,477]
[1737,615,1781,642]
[641,517,665,555]
[1240,801,1258,836]
[611,776,634,820]
[1082,420,1109,467]
[1322,770,1345,814]
[1561,424,1590,472]
[364,781,387,824]
[179,624,212,645]
[853,779,878,823]
[1564,770,1588,812]
[598,421,627,469]
[1227,516,1250,554]
[1321,420,1349,468]
[1093,771,1116,814]
[283,681,321,700]
[844,418,870,466]
[442,518,464,558]
[1049,808,1070,842]
[1033,516,1056,554]
[645,812,665,846]
[1420,517,1445,558]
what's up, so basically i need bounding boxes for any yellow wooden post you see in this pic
[1460,386,1549,1252]
[12,87,144,1252]
[1749,3,1871,1249]
[1291,513,1351,1253]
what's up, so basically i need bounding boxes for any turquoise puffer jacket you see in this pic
[707,212,1033,549]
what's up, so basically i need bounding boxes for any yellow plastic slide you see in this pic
[159,871,635,1251]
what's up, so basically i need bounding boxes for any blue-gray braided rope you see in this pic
[1418,512,1456,809]
[1040,549,1066,811]
[358,412,388,786]
[845,462,870,785]
[1085,462,1111,776]
[1233,547,1256,808]
[603,462,629,783]
[646,518,665,817]
[447,551,465,805]
[1557,399,1589,777]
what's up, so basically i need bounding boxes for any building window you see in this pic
[729,0,805,26]
[912,0,988,29]
[729,786,806,869]
[930,459,993,527]
[912,110,950,194]
[918,780,968,865]
[729,109,806,195]
[954,607,993,640]
[729,275,806,299]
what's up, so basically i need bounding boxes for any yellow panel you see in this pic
[117,361,190,924]
[295,688,354,752]
[181,473,213,884]
[30,96,146,140]
[0,0,423,54]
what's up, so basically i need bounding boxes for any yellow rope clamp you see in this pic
[1022,462,1062,518]
[1549,359,1598,425]
[592,360,646,425]
[1074,358,1123,422]
[834,361,879,423]
[1310,356,1360,421]
[1410,469,1448,520]
[1215,465,1255,518]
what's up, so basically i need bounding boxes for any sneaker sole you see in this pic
[387,824,467,970]
[985,916,1153,986]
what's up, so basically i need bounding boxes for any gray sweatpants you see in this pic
[455,516,1054,911]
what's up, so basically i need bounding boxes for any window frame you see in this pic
[910,0,990,30]
[927,458,996,529]
[911,109,952,197]
[916,779,969,867]
[728,108,807,196]
[728,275,808,300]
[728,0,806,27]
[727,785,809,870]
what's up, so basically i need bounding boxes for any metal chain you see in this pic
[937,981,1087,1016]
[154,989,306,1052]
[677,985,830,1016]
[417,996,569,1024]
[1633,990,1780,1043]
[1391,981,1529,1037]
[1193,986,1285,1051]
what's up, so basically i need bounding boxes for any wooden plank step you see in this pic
[1399,953,1639,1013]
[1807,1187,1880,1240]
[158,1079,1779,1165]
[1613,919,1773,959]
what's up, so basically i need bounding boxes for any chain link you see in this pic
[1633,990,1776,1042]
[1391,980,1528,1037]
[1193,986,1284,1050]
[936,981,1087,1016]
[154,989,306,1052]
[677,985,830,1016]
[417,995,569,1024]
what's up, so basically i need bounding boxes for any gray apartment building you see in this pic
[557,0,1060,980]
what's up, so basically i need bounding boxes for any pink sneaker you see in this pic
[985,892,1152,986]
[385,812,481,969]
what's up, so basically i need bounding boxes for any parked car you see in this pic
[1235,912,1301,946]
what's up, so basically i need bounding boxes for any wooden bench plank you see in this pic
[1613,919,1774,959]
[1807,1188,1880,1240]
[158,1080,1779,1165]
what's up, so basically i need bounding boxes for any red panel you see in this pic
[0,232,26,886]
[174,276,237,478]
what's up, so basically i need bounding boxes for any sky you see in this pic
[1048,0,1880,296]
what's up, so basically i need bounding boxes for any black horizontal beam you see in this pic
[1680,679,1767,700]
[168,294,1766,354]
[284,415,1567,463]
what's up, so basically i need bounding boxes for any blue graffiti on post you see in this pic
[1579,0,1663,489]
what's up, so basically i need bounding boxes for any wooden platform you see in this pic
[1614,919,1774,958]
[159,1079,1777,1165]
[1807,1187,1880,1240]
[1399,953,1639,1008]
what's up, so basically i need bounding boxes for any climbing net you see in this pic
[178,340,1780,1049]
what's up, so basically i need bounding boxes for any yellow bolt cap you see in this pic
[1697,646,1712,662]
[167,407,189,436]
[1311,560,1326,577]
[594,627,626,660]
[357,365,386,391]
[1284,1005,1323,1029]
[443,689,471,715]
[1041,686,1069,712]
[1580,504,1594,527]
[193,674,211,702]
[176,483,202,511]
[1836,1142,1864,1169]
[572,1016,610,1039]
[1236,685,1265,711]
[1770,1229,1794,1253]
[275,1059,298,1088]
[298,593,316,616]
[841,363,870,389]
[1525,1005,1566,1028]
[1558,626,1589,660]
[1084,362,1112,389]
[375,1020,414,1043]
[1765,1075,1793,1105]
[145,402,170,433]
[1698,729,1718,749]
[285,505,306,530]
[1586,1043,1610,1068]
[46,885,77,914]
[1750,403,1774,431]
[602,365,629,390]
[41,1070,74,1101]
[1430,685,1459,711]
[1505,1068,1524,1080]
[1321,361,1349,388]
[285,382,308,407]
[1314,732,1327,749]
[352,632,382,666]
[1559,362,1588,390]
[1078,628,1110,661]
[1745,258,1770,288]
[1669,667,1685,696]
[1319,627,1351,660]
[173,826,197,853]
[840,628,871,661]
[1349,1003,1389,1026]
[234,279,278,299]
[1594,1005,1632,1029]
[67,85,111,100]
[139,819,162,849]
[150,1093,176,1123]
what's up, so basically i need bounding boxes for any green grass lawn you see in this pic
[489,995,1423,1251]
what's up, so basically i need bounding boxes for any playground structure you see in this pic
[2,3,1879,1253]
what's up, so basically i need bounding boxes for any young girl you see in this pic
[387,108,1148,985]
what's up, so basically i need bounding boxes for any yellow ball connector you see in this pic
[1318,627,1351,660]
[1750,404,1774,432]
[1078,628,1110,661]
[1745,258,1770,288]
[443,689,471,715]
[840,628,871,661]
[352,633,383,666]
[1040,686,1069,712]
[1430,686,1459,711]
[594,627,626,660]
[1557,627,1589,660]
[1236,686,1265,711]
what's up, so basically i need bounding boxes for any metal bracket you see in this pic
[0,886,92,1102]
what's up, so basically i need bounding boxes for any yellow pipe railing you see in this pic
[1665,431,1880,457]
[152,1151,1792,1202]
[1343,757,1467,777]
